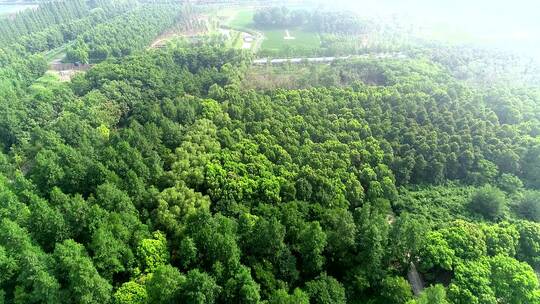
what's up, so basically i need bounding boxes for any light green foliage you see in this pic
[489,254,540,303]
[418,231,455,271]
[481,222,519,257]
[516,221,540,269]
[448,259,496,304]
[442,220,486,261]
[137,231,169,273]
[113,281,147,304]
[417,284,449,304]
[268,288,309,304]
[155,182,211,238]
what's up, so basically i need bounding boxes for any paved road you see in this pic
[253,53,407,65]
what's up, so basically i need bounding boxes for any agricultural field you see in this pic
[0,4,36,16]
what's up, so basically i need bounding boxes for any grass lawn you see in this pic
[222,7,322,56]
[261,29,320,52]
[43,42,72,63]
[227,9,255,29]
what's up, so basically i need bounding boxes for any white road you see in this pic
[252,53,407,65]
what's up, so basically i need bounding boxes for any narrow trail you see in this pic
[407,262,424,295]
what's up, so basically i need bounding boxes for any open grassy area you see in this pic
[226,9,254,29]
[261,29,320,52]
[0,4,36,17]
[224,8,321,56]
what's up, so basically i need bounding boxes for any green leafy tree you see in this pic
[417,284,449,304]
[448,260,496,304]
[268,288,309,304]
[53,239,112,304]
[489,254,540,303]
[223,266,261,304]
[516,221,540,269]
[305,274,346,304]
[442,220,486,261]
[179,269,221,304]
[481,222,519,257]
[418,231,455,271]
[113,281,147,304]
[137,231,169,273]
[378,276,413,304]
[518,191,540,222]
[146,264,185,304]
[469,185,506,221]
[297,221,327,276]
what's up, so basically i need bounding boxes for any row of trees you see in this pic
[65,4,186,63]
[0,0,90,46]
[253,7,370,35]
[17,1,137,54]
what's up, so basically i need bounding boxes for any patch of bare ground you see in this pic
[150,15,210,49]
[47,63,93,82]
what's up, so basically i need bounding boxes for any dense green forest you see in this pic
[0,1,539,303]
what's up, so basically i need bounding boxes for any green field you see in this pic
[224,8,321,55]
[226,9,254,29]
[261,29,320,52]
[0,4,36,16]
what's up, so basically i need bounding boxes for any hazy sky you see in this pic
[321,0,540,58]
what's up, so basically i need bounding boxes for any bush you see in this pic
[518,191,540,222]
[469,185,506,220]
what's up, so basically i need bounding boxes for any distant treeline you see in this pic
[253,7,370,35]
[0,0,89,46]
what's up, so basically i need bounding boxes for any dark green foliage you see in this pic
[378,276,413,304]
[305,274,346,304]
[253,7,310,28]
[146,264,185,304]
[53,240,112,304]
[179,269,220,304]
[66,4,184,63]
[518,191,540,222]
[469,185,507,220]
[253,7,368,35]
[0,0,89,46]
[0,11,538,303]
